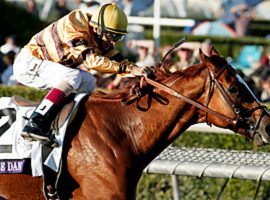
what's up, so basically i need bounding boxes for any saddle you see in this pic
[12,95,76,200]
[12,96,75,129]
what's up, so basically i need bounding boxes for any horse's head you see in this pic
[200,47,270,146]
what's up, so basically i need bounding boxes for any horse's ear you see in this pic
[200,48,217,72]
[199,48,209,64]
[210,47,220,56]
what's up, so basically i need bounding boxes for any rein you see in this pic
[141,63,267,134]
[143,76,237,125]
[206,64,268,136]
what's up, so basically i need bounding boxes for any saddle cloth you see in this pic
[0,93,87,176]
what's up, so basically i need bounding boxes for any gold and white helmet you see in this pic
[90,3,128,41]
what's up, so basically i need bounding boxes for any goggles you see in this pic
[105,32,125,42]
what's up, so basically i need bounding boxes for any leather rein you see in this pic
[141,64,267,134]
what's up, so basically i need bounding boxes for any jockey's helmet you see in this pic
[89,3,127,42]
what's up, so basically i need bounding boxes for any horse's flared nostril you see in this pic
[265,125,270,135]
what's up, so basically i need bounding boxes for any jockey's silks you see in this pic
[25,10,132,73]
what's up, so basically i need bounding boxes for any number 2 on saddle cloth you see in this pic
[0,108,16,138]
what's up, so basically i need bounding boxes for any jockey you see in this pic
[13,3,145,144]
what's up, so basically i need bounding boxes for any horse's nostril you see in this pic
[265,125,270,134]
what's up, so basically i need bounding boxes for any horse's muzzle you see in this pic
[253,133,267,147]
[253,118,270,146]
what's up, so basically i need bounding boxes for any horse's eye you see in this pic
[229,86,238,94]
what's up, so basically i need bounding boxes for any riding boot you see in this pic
[21,99,61,143]
[21,85,72,144]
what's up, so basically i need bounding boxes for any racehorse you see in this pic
[1,47,270,200]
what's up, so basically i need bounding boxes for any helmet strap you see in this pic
[97,3,111,38]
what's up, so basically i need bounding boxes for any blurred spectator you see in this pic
[235,45,262,69]
[259,68,270,102]
[159,42,201,73]
[219,0,238,26]
[55,0,70,19]
[0,35,20,55]
[127,39,155,67]
[170,42,200,72]
[26,0,39,17]
[1,51,16,85]
[260,47,270,67]
[173,47,193,72]
[230,3,254,37]
[79,0,100,13]
[106,39,155,90]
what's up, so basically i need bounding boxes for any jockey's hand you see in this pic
[143,66,156,79]
[129,65,156,79]
[130,65,146,77]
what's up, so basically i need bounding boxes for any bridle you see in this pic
[143,63,268,139]
[205,63,267,137]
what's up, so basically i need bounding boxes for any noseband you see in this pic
[205,64,268,137]
[144,64,268,137]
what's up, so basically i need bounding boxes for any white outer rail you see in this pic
[145,147,270,181]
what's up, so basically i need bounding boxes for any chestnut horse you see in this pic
[1,47,270,200]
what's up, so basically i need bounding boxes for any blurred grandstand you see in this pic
[2,0,270,101]
[5,0,270,20]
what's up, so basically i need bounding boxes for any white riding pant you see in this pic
[13,48,96,94]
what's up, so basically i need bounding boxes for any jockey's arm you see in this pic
[83,49,134,74]
[66,36,143,76]
[66,39,135,74]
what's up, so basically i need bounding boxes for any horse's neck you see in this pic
[136,68,207,156]
[82,66,207,165]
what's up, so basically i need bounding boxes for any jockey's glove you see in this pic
[143,66,156,79]
[129,65,146,77]
[129,65,156,79]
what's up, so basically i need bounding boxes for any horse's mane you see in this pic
[91,63,205,101]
